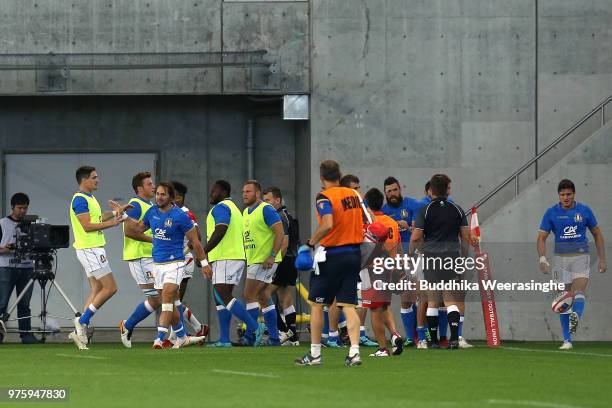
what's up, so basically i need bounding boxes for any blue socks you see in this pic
[216,305,232,343]
[172,323,186,338]
[262,304,279,341]
[176,302,186,328]
[560,313,571,342]
[438,307,448,338]
[156,327,168,341]
[79,304,96,325]
[246,302,260,325]
[338,311,346,327]
[458,314,464,337]
[573,292,586,319]
[359,326,366,338]
[323,308,330,336]
[227,298,258,332]
[400,306,416,341]
[125,300,155,331]
[417,326,427,341]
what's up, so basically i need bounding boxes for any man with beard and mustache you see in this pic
[382,176,420,347]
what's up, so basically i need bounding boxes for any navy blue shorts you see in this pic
[308,246,361,307]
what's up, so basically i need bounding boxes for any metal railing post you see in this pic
[602,104,606,126]
[515,176,519,196]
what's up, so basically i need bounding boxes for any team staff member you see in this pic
[340,174,376,347]
[205,180,261,347]
[537,179,606,350]
[410,174,472,350]
[70,166,131,350]
[295,160,366,366]
[242,180,285,346]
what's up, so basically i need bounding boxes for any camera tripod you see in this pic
[0,266,80,343]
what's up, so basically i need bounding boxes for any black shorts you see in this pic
[308,246,361,307]
[423,252,461,284]
[272,255,297,287]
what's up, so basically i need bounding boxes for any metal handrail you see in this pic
[473,94,612,211]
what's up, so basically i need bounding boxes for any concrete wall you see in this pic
[310,0,612,223]
[310,0,537,224]
[0,0,310,94]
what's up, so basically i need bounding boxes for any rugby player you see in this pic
[382,177,419,346]
[242,180,285,346]
[205,180,261,347]
[118,171,158,348]
[363,188,404,357]
[537,179,606,350]
[171,181,208,340]
[69,166,131,350]
[131,182,210,349]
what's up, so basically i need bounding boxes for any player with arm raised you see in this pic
[118,171,158,348]
[69,166,132,350]
[537,179,606,350]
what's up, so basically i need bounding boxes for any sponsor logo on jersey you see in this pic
[561,225,581,240]
[154,228,171,241]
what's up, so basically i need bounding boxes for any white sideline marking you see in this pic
[500,346,612,358]
[56,353,107,360]
[486,399,585,408]
[211,369,278,378]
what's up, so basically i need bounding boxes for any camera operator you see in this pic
[0,193,39,344]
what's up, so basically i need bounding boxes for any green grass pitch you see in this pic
[0,342,610,408]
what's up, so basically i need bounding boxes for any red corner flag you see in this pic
[471,207,501,347]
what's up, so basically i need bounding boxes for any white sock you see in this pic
[183,306,202,332]
[311,343,321,358]
[349,345,360,357]
[329,330,339,337]
[144,299,155,313]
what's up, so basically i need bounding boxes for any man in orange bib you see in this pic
[295,160,366,367]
